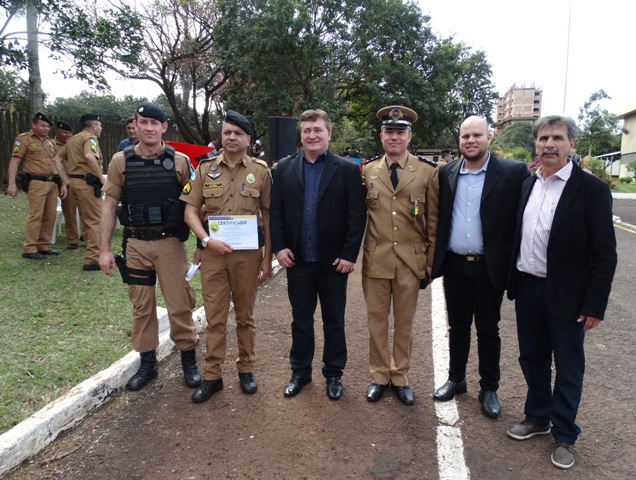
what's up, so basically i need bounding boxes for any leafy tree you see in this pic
[577,90,623,157]
[491,122,534,160]
[47,92,148,123]
[0,66,29,112]
[627,160,636,177]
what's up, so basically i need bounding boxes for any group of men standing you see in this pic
[6,102,617,471]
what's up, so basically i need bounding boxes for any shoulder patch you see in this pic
[365,155,382,164]
[417,156,437,168]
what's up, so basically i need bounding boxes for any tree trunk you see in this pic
[26,1,43,115]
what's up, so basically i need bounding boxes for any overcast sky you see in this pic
[40,0,634,119]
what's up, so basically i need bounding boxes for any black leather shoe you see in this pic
[283,374,312,397]
[239,372,257,394]
[392,385,414,406]
[367,383,389,402]
[82,263,101,271]
[22,252,45,260]
[192,379,224,404]
[68,244,78,250]
[39,249,59,255]
[433,379,467,401]
[479,390,501,418]
[326,376,343,400]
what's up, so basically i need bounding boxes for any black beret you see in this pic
[225,110,251,135]
[32,112,52,126]
[376,105,418,129]
[136,102,166,122]
[56,121,73,132]
[80,113,101,124]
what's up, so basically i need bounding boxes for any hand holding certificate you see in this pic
[207,215,259,250]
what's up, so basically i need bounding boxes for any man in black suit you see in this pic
[431,116,529,417]
[270,109,366,400]
[506,115,617,470]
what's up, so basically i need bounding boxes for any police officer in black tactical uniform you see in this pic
[99,102,201,392]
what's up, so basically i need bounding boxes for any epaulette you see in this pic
[251,157,269,169]
[365,155,382,164]
[417,155,438,168]
[197,157,214,166]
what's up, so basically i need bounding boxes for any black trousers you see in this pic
[442,254,504,391]
[286,261,349,378]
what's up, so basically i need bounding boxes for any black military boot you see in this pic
[181,349,202,388]
[126,350,158,391]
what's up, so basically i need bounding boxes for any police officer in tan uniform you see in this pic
[362,106,439,406]
[7,112,65,259]
[99,102,201,392]
[180,110,272,404]
[53,114,104,270]
[53,121,82,249]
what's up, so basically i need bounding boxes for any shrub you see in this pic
[619,177,633,184]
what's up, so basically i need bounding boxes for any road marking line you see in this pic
[431,280,471,479]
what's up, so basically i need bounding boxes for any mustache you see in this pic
[541,149,559,157]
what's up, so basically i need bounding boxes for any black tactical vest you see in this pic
[118,145,184,228]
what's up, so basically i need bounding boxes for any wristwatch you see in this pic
[201,236,211,248]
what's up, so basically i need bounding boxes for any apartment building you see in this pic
[494,84,542,134]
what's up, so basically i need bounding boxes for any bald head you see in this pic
[459,116,491,168]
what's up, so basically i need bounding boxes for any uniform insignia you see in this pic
[207,173,221,179]
[204,182,223,188]
[182,182,192,195]
[190,170,198,181]
[14,140,20,146]
[89,139,98,154]
[13,144,20,154]
[162,158,174,170]
[390,107,404,121]
[370,182,374,189]
[246,173,255,184]
[370,175,378,180]
[210,163,218,171]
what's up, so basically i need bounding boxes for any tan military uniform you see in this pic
[57,130,103,265]
[102,143,199,353]
[180,153,271,380]
[54,138,81,245]
[12,131,58,254]
[361,153,439,386]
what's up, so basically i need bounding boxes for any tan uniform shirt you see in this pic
[180,153,271,225]
[56,130,103,175]
[12,131,56,175]
[362,153,439,279]
[102,143,192,200]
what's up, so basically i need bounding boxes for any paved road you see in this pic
[613,198,636,227]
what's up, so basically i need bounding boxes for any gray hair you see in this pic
[532,115,578,141]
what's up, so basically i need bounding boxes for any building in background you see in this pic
[494,84,542,134]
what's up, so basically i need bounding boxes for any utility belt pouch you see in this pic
[114,254,130,284]
[18,172,31,193]
[85,173,102,197]
[161,198,185,228]
[258,226,264,248]
[179,223,190,242]
[146,206,162,225]
[127,204,145,225]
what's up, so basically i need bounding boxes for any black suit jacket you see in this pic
[432,155,529,291]
[270,151,367,268]
[507,162,617,320]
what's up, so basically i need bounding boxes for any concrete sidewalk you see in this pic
[0,261,282,477]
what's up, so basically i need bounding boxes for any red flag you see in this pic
[165,141,213,169]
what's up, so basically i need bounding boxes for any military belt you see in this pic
[123,228,182,241]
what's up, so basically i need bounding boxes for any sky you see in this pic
[38,0,636,119]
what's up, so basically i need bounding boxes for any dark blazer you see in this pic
[270,151,367,268]
[507,162,617,320]
[432,155,529,291]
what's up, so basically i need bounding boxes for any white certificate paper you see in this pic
[207,215,258,250]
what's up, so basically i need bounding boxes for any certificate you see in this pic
[207,215,258,250]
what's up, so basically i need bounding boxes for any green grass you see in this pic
[612,183,636,193]
[0,194,203,433]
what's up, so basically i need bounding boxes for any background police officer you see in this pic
[7,112,65,259]
[361,105,439,406]
[53,114,104,270]
[53,120,83,249]
[180,110,272,404]
[99,102,201,392]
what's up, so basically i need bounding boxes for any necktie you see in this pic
[389,162,399,188]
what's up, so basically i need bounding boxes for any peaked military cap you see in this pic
[376,105,418,129]
[56,120,73,132]
[136,102,166,122]
[32,112,52,126]
[225,110,251,135]
[80,113,101,124]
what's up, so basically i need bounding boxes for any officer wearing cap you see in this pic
[117,116,139,152]
[361,105,439,406]
[180,109,272,404]
[7,112,65,259]
[53,113,104,270]
[53,121,82,249]
[100,101,201,393]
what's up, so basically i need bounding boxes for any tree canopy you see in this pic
[576,90,623,157]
